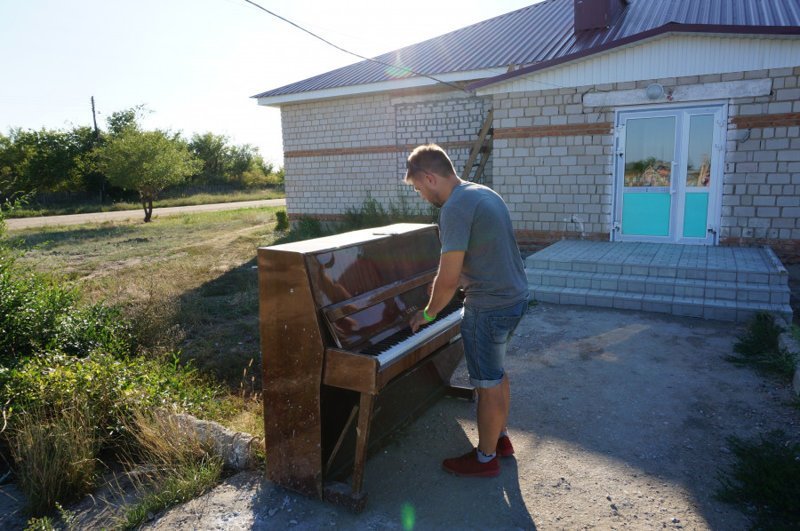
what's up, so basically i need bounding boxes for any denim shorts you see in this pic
[460,299,528,389]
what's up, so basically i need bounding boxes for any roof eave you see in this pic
[468,23,800,92]
[254,67,507,107]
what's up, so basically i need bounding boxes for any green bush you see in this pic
[275,210,289,231]
[273,215,326,244]
[0,261,131,365]
[729,312,797,380]
[2,351,228,440]
[717,431,800,529]
[339,195,434,232]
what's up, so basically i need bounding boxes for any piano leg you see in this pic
[351,393,375,496]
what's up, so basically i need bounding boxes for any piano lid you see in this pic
[260,223,436,255]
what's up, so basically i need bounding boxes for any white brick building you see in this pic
[255,0,800,261]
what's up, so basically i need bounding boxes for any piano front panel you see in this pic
[306,227,441,307]
[326,283,430,351]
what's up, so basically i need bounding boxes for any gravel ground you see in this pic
[3,303,798,530]
[145,304,799,530]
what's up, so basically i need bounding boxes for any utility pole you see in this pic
[91,96,99,137]
[90,96,104,203]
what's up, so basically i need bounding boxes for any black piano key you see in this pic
[358,301,462,356]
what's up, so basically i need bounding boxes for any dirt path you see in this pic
[4,199,286,230]
[126,304,798,530]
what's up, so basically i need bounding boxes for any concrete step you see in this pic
[530,285,793,322]
[526,268,791,306]
[524,241,793,322]
[528,241,788,279]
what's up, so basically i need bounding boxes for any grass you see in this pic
[117,410,224,529]
[9,187,284,218]
[10,403,99,516]
[717,431,800,530]
[728,312,798,381]
[8,206,281,426]
[0,202,281,522]
[3,197,432,520]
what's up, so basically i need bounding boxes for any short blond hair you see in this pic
[404,144,456,183]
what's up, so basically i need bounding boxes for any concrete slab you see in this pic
[133,304,799,530]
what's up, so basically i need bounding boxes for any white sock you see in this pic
[499,430,509,439]
[477,448,496,463]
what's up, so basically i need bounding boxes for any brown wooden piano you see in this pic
[257,223,472,512]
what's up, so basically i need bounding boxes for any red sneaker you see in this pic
[442,449,500,477]
[496,435,514,457]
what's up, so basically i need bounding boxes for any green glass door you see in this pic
[614,106,723,244]
[620,115,675,237]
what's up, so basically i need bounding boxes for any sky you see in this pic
[0,0,538,167]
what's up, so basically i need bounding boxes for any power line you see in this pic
[241,0,473,95]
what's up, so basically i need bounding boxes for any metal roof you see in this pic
[253,0,800,101]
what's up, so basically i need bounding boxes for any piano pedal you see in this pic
[445,384,476,402]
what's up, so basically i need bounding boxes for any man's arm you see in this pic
[409,251,465,332]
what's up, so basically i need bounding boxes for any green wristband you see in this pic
[423,307,436,322]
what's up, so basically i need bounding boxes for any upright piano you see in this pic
[257,223,471,511]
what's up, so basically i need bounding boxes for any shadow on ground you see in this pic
[135,304,799,530]
[176,257,262,388]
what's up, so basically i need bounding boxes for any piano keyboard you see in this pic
[370,307,462,367]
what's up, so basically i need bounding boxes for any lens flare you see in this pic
[401,503,416,530]
[385,64,413,79]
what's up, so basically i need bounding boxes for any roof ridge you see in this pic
[254,0,800,102]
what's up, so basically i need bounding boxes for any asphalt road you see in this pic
[4,199,286,230]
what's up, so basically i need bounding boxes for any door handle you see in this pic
[670,161,677,194]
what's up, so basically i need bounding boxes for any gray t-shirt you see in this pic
[439,181,528,309]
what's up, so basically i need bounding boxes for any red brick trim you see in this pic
[286,212,434,223]
[514,230,608,253]
[284,141,474,159]
[720,237,800,264]
[287,213,345,222]
[731,113,800,129]
[495,122,612,139]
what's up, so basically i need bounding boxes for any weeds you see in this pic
[717,431,800,529]
[273,196,435,245]
[339,195,434,232]
[10,403,99,516]
[24,504,76,531]
[116,410,223,529]
[728,312,797,380]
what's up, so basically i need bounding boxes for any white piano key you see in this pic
[375,311,461,367]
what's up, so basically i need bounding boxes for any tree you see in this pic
[97,129,200,222]
[106,105,147,137]
[0,127,93,201]
[188,132,228,183]
[189,133,275,185]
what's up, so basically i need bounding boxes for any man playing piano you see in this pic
[405,144,529,478]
